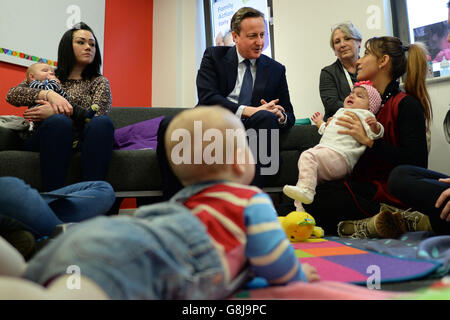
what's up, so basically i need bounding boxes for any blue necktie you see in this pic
[238,59,253,106]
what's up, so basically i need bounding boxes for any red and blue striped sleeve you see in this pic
[244,193,307,284]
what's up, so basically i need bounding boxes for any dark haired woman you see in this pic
[6,22,114,191]
[304,36,434,238]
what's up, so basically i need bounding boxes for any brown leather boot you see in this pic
[337,210,406,239]
[380,203,434,233]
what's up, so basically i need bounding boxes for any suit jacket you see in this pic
[196,46,295,130]
[319,59,354,120]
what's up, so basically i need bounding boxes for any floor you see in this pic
[116,192,444,294]
[269,192,444,293]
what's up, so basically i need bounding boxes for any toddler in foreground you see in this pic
[0,106,318,299]
[284,81,383,211]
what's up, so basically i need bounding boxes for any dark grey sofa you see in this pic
[0,107,321,199]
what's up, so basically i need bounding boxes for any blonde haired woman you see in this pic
[320,22,363,120]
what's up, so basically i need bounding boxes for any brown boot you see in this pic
[392,210,433,233]
[337,210,406,239]
[380,203,434,233]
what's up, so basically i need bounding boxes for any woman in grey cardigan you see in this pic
[319,22,362,120]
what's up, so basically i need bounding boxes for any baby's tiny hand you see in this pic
[366,116,380,134]
[310,112,324,124]
[302,263,320,282]
[48,76,61,85]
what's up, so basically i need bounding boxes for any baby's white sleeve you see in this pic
[367,122,384,140]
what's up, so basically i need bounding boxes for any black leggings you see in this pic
[388,165,450,235]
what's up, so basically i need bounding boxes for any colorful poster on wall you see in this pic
[413,21,450,62]
[0,0,105,68]
[210,0,272,57]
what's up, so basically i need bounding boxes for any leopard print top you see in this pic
[6,76,112,115]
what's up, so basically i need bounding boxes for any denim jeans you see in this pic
[25,201,227,300]
[0,177,116,239]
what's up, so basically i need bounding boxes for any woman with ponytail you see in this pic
[304,36,437,237]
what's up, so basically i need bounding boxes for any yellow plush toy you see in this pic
[278,211,324,242]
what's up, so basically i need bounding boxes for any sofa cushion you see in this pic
[110,107,187,129]
[114,116,165,150]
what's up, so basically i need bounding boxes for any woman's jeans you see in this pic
[23,114,114,192]
[0,177,116,239]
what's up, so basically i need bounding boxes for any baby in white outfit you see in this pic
[284,81,383,211]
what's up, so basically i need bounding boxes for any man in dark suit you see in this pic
[156,7,295,199]
[196,45,294,125]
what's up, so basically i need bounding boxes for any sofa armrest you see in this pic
[0,127,24,151]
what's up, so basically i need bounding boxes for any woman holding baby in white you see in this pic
[284,81,382,211]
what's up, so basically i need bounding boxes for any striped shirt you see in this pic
[29,79,69,100]
[184,182,306,285]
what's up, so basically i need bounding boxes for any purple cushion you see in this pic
[114,116,165,150]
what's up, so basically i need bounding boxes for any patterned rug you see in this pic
[292,238,442,285]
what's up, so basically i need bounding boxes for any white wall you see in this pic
[273,0,392,118]
[152,0,178,107]
[152,0,449,174]
[152,0,201,108]
[0,0,105,68]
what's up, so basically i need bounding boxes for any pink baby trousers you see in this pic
[297,145,350,194]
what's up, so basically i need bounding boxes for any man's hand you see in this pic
[260,99,286,122]
[242,98,284,119]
